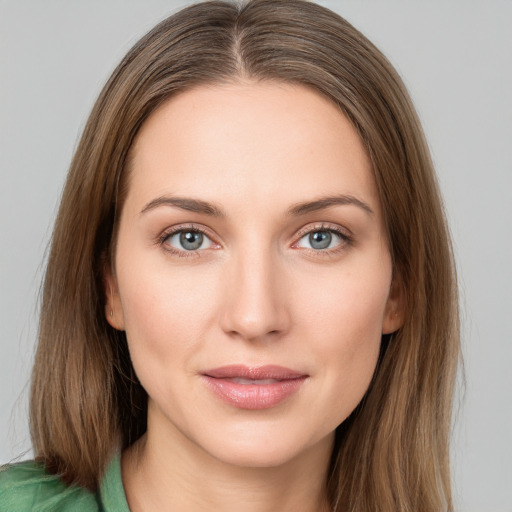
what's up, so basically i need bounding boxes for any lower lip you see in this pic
[201,376,307,410]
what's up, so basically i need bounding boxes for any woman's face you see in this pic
[107,81,402,469]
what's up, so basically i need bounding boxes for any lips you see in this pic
[201,365,308,410]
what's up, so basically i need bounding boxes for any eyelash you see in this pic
[157,224,213,259]
[157,223,352,259]
[294,224,352,258]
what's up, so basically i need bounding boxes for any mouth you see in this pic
[201,365,308,410]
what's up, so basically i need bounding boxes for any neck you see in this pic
[122,415,334,512]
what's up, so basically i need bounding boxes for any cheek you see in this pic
[116,262,216,387]
[297,256,391,343]
[294,259,390,415]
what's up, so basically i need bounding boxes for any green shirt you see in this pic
[0,454,130,511]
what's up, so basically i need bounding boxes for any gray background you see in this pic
[1,1,511,511]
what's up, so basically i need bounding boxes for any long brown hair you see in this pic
[30,1,460,510]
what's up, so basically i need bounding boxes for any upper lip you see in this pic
[203,365,307,380]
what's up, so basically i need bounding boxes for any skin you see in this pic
[106,81,403,512]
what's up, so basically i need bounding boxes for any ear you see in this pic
[382,272,405,334]
[103,262,126,331]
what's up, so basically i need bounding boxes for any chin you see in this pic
[216,444,297,468]
[197,424,335,470]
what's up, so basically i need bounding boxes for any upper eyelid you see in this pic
[161,223,215,239]
[161,222,348,237]
[294,222,352,241]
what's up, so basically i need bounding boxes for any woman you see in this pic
[0,0,460,511]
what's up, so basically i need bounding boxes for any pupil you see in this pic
[180,231,203,250]
[310,231,331,250]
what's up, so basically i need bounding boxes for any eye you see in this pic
[162,228,214,253]
[295,226,350,252]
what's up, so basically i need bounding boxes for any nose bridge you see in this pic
[220,237,289,342]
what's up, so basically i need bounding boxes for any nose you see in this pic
[219,245,291,343]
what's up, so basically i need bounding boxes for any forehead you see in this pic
[125,81,379,216]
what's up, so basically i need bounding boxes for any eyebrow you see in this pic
[287,194,374,216]
[140,196,225,217]
[140,194,374,217]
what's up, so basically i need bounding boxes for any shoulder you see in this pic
[0,460,100,512]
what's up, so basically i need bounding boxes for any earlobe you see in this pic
[104,266,126,331]
[382,274,405,334]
